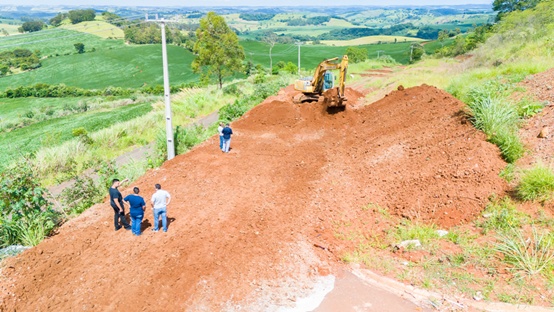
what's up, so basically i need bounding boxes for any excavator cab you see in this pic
[293,55,348,108]
[323,72,334,90]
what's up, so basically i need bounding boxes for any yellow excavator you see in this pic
[293,55,348,108]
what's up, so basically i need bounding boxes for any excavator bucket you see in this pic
[323,88,346,108]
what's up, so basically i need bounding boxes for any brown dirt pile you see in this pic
[517,68,554,167]
[0,85,507,311]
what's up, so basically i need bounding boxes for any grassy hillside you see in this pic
[0,44,197,90]
[0,28,123,57]
[242,40,436,69]
[61,21,124,39]
[0,20,21,36]
[0,102,152,166]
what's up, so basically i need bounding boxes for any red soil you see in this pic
[0,84,508,311]
[517,68,554,168]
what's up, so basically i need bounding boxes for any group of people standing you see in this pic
[108,121,233,234]
[109,179,171,236]
[218,122,233,153]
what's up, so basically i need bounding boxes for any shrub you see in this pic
[346,46,368,63]
[174,124,210,155]
[219,99,249,122]
[0,162,60,247]
[96,161,120,191]
[72,127,93,145]
[517,164,554,202]
[61,176,102,215]
[223,83,241,96]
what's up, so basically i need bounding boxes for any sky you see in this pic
[1,0,493,7]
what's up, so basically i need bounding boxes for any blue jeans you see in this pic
[219,135,224,150]
[130,214,143,235]
[153,207,167,231]
[223,138,231,153]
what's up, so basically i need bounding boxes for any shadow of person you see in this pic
[140,219,152,231]
[167,217,176,228]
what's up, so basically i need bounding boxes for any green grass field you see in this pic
[61,21,124,39]
[242,40,435,69]
[0,43,197,90]
[322,36,425,46]
[0,22,21,36]
[0,97,82,121]
[0,29,433,92]
[0,28,124,57]
[0,101,152,166]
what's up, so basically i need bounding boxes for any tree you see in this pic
[18,21,45,33]
[493,0,541,13]
[262,32,278,74]
[438,29,449,47]
[345,46,368,63]
[68,9,96,24]
[409,43,425,63]
[49,13,66,26]
[192,12,245,89]
[74,43,85,54]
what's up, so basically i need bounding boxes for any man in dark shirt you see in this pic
[109,178,131,231]
[124,187,146,236]
[222,123,233,153]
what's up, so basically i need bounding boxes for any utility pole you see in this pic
[147,14,175,160]
[296,41,302,75]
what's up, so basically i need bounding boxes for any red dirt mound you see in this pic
[517,68,554,167]
[0,85,507,311]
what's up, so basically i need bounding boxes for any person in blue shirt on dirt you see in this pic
[222,123,233,153]
[109,178,131,231]
[124,187,146,236]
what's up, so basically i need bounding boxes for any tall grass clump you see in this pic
[517,164,554,202]
[464,82,524,163]
[495,227,554,277]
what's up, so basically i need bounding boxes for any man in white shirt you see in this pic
[151,183,171,232]
[218,122,224,151]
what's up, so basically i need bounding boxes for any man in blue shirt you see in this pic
[222,123,233,153]
[124,187,146,236]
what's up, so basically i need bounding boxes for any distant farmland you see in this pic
[322,35,425,46]
[0,26,440,91]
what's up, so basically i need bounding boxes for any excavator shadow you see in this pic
[326,106,346,114]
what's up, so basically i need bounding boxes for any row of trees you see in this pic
[239,13,275,21]
[49,9,96,26]
[285,16,331,26]
[123,23,188,46]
